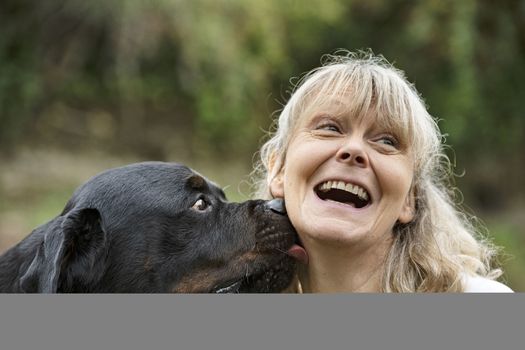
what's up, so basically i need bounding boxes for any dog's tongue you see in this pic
[287,244,308,265]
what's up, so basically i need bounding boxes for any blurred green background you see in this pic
[1,0,524,291]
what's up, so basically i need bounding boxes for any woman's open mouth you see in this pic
[314,180,371,208]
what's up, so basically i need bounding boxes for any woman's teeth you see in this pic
[318,180,369,201]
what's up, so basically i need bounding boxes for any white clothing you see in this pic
[463,275,514,293]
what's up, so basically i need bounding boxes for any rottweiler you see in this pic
[0,162,305,293]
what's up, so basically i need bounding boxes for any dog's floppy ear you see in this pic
[20,208,107,293]
[19,226,66,293]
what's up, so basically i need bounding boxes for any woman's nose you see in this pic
[335,138,369,167]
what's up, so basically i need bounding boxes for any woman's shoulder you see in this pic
[462,274,514,293]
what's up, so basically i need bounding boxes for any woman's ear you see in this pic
[269,170,285,198]
[268,151,285,198]
[398,186,416,224]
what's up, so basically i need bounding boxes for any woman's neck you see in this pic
[297,238,392,293]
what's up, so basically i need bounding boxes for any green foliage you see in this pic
[0,0,523,203]
[488,221,525,292]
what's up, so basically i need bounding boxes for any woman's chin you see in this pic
[298,224,371,247]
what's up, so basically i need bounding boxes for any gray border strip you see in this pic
[0,294,523,350]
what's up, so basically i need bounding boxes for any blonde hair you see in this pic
[252,50,502,292]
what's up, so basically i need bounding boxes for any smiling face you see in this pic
[270,96,416,254]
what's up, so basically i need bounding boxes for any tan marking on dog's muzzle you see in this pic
[171,251,260,293]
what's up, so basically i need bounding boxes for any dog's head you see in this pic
[18,162,300,293]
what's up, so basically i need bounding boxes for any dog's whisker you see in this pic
[275,248,288,255]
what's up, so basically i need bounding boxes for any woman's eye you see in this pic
[317,123,341,133]
[191,198,209,211]
[376,135,398,148]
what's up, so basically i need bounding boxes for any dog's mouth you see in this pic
[211,231,304,293]
[173,228,304,293]
[213,279,244,293]
[212,255,297,293]
[211,274,267,294]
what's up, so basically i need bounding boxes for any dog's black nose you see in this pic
[265,198,287,215]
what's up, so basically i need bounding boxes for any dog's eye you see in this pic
[191,198,209,211]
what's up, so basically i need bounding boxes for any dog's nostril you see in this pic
[265,198,287,215]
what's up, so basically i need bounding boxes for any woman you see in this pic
[253,50,512,292]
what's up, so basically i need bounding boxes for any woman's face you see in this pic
[271,99,416,252]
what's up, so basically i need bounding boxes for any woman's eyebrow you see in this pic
[307,112,344,126]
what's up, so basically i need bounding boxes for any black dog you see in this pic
[0,162,300,293]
